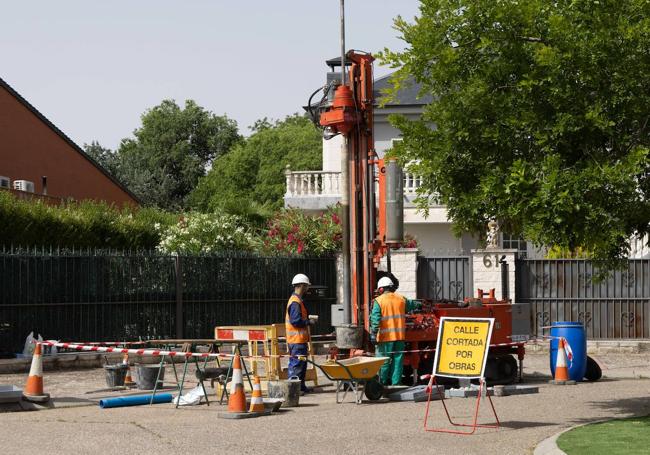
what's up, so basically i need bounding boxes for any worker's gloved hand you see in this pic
[307,318,316,326]
[370,333,377,344]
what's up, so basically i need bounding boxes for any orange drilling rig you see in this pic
[309,2,530,385]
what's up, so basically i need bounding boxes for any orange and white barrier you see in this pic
[216,328,267,341]
[23,343,50,402]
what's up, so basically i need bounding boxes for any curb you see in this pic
[533,429,568,455]
[533,419,611,455]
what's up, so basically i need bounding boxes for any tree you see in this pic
[115,100,241,210]
[83,141,119,177]
[380,0,650,266]
[189,114,322,224]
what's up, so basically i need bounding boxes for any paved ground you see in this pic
[2,352,650,455]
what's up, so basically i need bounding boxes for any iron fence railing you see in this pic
[0,247,336,355]
[516,259,650,339]
[416,256,472,301]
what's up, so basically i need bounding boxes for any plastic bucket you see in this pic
[104,364,128,388]
[267,378,301,407]
[550,321,587,382]
[335,325,364,349]
[135,364,165,390]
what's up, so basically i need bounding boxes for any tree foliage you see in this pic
[114,100,241,210]
[83,141,120,177]
[189,114,322,224]
[380,0,650,266]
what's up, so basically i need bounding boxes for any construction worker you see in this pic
[286,273,315,394]
[370,276,421,386]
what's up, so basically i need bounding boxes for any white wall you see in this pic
[378,248,418,299]
[405,223,463,257]
[322,135,343,172]
[471,249,517,301]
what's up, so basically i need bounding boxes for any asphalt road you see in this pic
[2,352,650,455]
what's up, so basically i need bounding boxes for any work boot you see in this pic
[301,384,313,394]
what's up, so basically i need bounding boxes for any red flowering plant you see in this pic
[263,207,342,255]
[402,233,419,249]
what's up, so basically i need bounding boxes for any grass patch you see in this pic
[557,415,650,455]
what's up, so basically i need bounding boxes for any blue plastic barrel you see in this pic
[550,321,587,382]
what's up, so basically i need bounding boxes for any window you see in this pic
[501,233,528,258]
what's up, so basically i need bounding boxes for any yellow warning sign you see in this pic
[432,317,494,378]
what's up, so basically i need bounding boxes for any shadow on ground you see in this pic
[569,396,650,425]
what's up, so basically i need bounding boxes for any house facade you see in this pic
[0,77,138,207]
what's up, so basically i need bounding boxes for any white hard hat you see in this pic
[292,274,311,286]
[377,276,394,290]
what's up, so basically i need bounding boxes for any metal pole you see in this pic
[499,256,509,300]
[339,0,351,324]
[340,0,346,86]
[340,137,351,324]
[175,256,183,339]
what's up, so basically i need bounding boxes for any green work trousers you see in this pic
[375,340,405,386]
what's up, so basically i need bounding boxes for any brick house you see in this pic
[0,77,138,206]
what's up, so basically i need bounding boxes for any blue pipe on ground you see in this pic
[99,393,173,409]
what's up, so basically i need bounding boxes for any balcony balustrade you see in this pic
[284,167,422,199]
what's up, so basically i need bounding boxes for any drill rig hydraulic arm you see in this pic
[318,51,383,336]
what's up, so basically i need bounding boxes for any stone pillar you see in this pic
[335,252,345,307]
[378,248,419,299]
[471,248,518,301]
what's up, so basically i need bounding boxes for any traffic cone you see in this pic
[23,343,50,402]
[227,353,247,413]
[550,337,576,385]
[122,353,135,386]
[249,376,265,413]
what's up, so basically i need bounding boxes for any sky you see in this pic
[1,0,421,150]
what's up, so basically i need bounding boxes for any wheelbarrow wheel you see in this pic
[364,378,384,401]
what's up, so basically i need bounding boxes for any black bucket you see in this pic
[104,364,129,388]
[135,364,165,390]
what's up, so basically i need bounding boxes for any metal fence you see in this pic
[0,248,336,355]
[516,259,650,339]
[416,256,472,301]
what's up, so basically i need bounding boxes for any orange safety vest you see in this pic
[285,294,309,344]
[375,292,406,342]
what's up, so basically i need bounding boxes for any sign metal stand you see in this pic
[423,317,500,435]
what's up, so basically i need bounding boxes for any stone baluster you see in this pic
[284,165,293,197]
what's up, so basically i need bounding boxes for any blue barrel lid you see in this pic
[551,321,585,330]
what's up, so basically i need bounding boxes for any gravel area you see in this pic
[1,352,650,455]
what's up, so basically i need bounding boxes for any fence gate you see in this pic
[417,256,471,301]
[516,259,650,339]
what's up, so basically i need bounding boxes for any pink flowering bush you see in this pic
[262,207,341,255]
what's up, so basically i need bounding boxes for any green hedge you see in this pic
[0,191,176,249]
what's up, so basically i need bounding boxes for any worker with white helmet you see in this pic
[369,275,421,386]
[285,273,315,393]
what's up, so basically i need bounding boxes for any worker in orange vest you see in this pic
[285,273,315,394]
[370,276,421,385]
